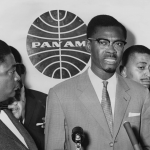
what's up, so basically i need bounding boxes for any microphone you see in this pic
[72,126,84,150]
[123,121,141,150]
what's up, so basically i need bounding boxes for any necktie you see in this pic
[101,81,113,137]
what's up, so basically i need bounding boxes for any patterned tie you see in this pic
[101,81,113,137]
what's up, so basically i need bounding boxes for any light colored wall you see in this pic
[0,0,150,94]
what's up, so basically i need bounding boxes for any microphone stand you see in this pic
[72,126,84,150]
[124,121,142,150]
[74,134,82,150]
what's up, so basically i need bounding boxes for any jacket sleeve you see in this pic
[140,88,150,150]
[45,88,66,150]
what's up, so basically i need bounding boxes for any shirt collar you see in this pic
[88,67,117,83]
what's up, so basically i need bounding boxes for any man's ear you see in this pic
[85,39,91,53]
[121,66,127,78]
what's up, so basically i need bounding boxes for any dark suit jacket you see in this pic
[45,70,150,150]
[24,88,47,150]
[0,109,38,150]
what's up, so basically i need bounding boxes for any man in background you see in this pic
[8,46,47,150]
[0,40,38,150]
[45,15,150,150]
[120,45,150,89]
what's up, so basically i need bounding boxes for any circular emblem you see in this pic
[26,10,90,79]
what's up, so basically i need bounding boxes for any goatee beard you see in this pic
[105,68,116,73]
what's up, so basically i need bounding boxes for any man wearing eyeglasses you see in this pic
[45,15,150,150]
[0,40,38,150]
[7,46,47,150]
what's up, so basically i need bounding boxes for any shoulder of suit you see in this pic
[118,73,148,92]
[25,88,47,106]
[52,71,86,91]
[26,88,47,96]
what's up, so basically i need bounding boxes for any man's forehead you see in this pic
[130,52,150,63]
[94,26,125,40]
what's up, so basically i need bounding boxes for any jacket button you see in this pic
[109,142,113,147]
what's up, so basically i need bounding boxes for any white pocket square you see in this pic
[128,113,140,117]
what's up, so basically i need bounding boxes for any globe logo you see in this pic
[26,10,90,79]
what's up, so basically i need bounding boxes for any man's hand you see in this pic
[8,86,26,120]
[36,117,45,128]
[42,117,45,128]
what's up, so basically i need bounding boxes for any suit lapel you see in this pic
[77,70,112,139]
[0,119,26,149]
[4,109,37,150]
[24,88,37,126]
[113,75,131,139]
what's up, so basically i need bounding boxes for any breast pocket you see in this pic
[125,115,141,133]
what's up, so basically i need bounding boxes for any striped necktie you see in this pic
[101,80,113,137]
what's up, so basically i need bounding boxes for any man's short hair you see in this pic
[86,14,127,39]
[122,45,150,67]
[9,46,22,63]
[0,40,11,63]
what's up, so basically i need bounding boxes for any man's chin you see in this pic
[105,68,116,73]
[142,84,150,89]
[11,90,16,97]
[1,91,16,104]
[141,80,150,89]
[1,97,15,105]
[103,64,117,73]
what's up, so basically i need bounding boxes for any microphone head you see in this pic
[72,126,84,143]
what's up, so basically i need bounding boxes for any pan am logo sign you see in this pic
[26,10,90,79]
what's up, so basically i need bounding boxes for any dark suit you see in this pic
[45,70,150,150]
[24,88,47,150]
[0,109,38,150]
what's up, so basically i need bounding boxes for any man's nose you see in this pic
[106,44,117,55]
[14,71,21,81]
[108,41,117,50]
[145,68,150,77]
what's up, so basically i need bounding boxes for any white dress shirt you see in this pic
[0,110,28,148]
[88,67,117,118]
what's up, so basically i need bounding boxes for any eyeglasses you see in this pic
[88,38,127,50]
[16,63,26,75]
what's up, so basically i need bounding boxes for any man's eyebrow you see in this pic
[7,64,17,71]
[6,63,22,72]
[12,63,22,68]
[137,62,147,65]
[12,64,17,67]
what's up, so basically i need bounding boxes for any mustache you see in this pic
[105,53,117,59]
[141,78,150,81]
